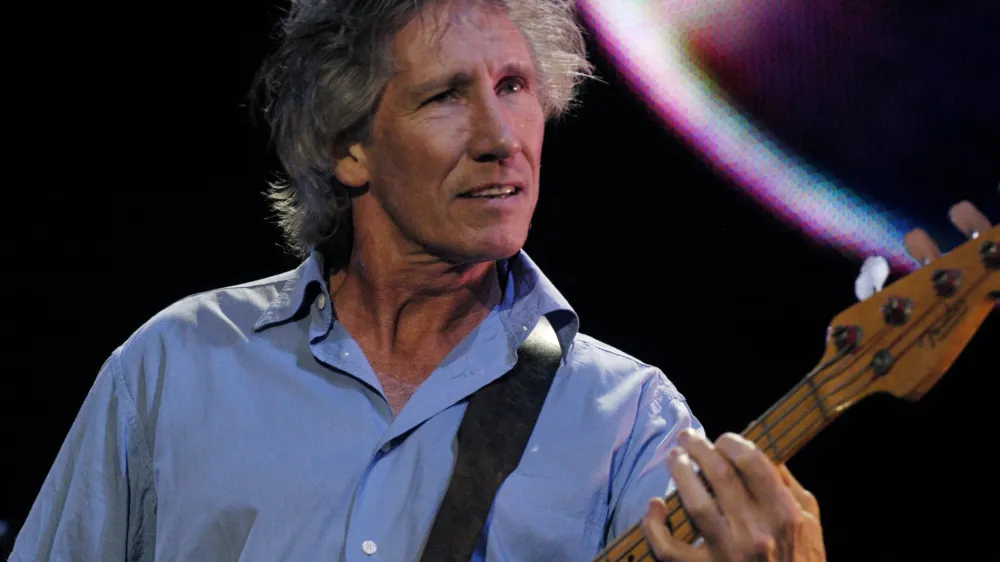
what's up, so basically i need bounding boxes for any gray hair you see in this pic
[252,0,594,261]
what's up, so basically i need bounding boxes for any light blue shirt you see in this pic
[12,250,702,561]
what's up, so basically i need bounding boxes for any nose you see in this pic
[469,96,522,163]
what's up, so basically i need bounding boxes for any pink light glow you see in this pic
[578,0,917,272]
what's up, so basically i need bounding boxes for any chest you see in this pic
[153,372,610,561]
[149,336,619,560]
[368,358,439,415]
[378,370,422,414]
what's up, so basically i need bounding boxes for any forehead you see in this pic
[390,3,535,82]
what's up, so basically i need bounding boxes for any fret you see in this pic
[771,389,826,461]
[745,423,775,460]
[771,408,826,462]
[746,384,811,463]
[664,495,686,533]
[596,523,650,562]
[805,374,831,420]
[754,415,779,459]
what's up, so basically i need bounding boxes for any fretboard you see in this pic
[591,356,857,562]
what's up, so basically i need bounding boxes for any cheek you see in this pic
[368,142,425,204]
[372,128,417,179]
[518,105,546,156]
[382,123,463,182]
[368,128,463,223]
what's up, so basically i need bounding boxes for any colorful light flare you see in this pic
[579,0,920,272]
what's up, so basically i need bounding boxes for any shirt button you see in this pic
[362,540,377,555]
[380,443,391,454]
[317,294,327,310]
[342,351,350,358]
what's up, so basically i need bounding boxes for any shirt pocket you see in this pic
[485,472,608,562]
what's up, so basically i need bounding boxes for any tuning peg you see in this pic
[904,228,942,266]
[855,255,890,301]
[949,201,992,240]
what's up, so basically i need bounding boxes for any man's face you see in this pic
[339,2,545,264]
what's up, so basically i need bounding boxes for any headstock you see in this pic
[816,224,997,413]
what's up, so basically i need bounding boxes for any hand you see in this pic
[641,429,825,561]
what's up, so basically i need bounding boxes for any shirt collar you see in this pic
[253,248,330,332]
[253,249,579,358]
[496,251,579,359]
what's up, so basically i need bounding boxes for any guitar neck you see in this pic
[592,362,846,562]
[592,223,998,562]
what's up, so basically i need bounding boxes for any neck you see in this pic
[329,244,502,359]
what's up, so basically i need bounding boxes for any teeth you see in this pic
[465,185,517,197]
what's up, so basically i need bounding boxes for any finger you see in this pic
[903,228,942,266]
[666,444,726,544]
[642,497,706,562]
[777,464,820,520]
[677,429,754,522]
[714,434,801,528]
[714,434,783,504]
[949,201,992,239]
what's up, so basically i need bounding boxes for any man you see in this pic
[12,1,828,560]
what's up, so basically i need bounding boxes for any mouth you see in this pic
[457,184,523,200]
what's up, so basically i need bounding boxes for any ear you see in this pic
[332,142,371,188]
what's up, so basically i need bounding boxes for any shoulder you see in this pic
[565,332,685,405]
[118,270,292,360]
[105,270,298,424]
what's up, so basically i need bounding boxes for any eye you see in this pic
[424,89,457,105]
[498,76,527,95]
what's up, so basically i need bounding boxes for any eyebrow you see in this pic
[408,62,535,100]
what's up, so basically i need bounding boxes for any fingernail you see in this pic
[667,446,687,465]
[678,428,693,444]
[667,447,679,465]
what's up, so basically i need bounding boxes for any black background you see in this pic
[5,1,998,560]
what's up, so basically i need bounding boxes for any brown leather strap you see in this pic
[419,315,562,562]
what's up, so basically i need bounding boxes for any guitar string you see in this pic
[656,347,889,547]
[655,341,893,538]
[657,351,866,515]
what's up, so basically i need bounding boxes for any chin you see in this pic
[450,227,529,264]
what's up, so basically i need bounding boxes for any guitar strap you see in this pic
[419,314,563,562]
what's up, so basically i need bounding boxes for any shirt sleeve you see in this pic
[606,369,704,543]
[10,351,156,562]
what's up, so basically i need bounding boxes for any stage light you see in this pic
[580,0,920,271]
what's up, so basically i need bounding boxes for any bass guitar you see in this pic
[593,217,998,562]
